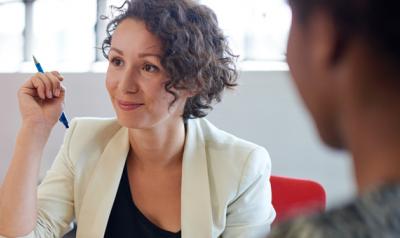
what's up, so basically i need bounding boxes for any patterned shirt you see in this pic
[268,184,400,238]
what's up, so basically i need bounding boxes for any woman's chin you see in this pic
[116,116,146,129]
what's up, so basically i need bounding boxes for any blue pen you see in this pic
[32,55,69,129]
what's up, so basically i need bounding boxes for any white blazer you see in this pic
[4,117,275,238]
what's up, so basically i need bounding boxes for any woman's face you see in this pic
[106,18,188,130]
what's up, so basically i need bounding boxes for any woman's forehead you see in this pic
[111,18,162,52]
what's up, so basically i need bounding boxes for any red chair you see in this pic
[270,176,326,224]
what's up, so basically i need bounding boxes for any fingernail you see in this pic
[55,88,60,97]
[47,90,52,98]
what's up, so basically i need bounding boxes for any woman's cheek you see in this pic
[105,76,118,94]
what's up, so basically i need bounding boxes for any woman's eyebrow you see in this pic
[140,45,162,58]
[110,47,124,55]
[138,52,162,58]
[110,46,161,58]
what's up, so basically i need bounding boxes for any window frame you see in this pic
[1,0,289,73]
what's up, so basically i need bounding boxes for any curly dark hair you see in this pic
[288,0,400,64]
[102,0,238,120]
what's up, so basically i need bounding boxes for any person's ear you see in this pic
[308,9,345,69]
[177,88,196,99]
[185,90,197,98]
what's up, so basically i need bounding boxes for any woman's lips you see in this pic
[117,100,144,111]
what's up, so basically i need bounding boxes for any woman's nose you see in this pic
[119,69,139,94]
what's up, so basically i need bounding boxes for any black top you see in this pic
[104,164,181,238]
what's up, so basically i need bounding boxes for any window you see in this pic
[31,0,97,71]
[201,0,291,62]
[0,1,25,72]
[107,0,126,8]
[0,0,291,72]
[95,0,128,59]
[0,0,97,72]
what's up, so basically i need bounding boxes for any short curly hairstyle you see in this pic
[102,0,238,120]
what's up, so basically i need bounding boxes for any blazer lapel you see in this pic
[76,119,213,237]
[76,127,129,238]
[181,119,213,238]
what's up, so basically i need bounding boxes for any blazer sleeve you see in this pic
[0,120,78,238]
[222,147,276,238]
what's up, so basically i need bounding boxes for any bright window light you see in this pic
[0,1,24,72]
[201,0,291,61]
[32,0,97,71]
[0,0,291,72]
[107,0,126,8]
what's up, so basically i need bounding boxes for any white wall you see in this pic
[0,71,356,208]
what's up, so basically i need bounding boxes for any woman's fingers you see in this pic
[46,72,61,97]
[18,71,66,127]
[31,74,46,99]
[30,72,64,99]
[20,87,40,98]
[37,73,54,99]
[51,71,64,81]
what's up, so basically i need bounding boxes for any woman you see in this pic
[268,0,400,237]
[0,0,275,237]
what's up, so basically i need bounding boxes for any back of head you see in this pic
[287,0,400,148]
[289,0,400,67]
[269,2,400,237]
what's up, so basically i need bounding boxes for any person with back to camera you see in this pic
[0,0,276,237]
[268,0,400,237]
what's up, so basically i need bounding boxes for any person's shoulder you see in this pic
[269,204,367,238]
[69,117,120,130]
[269,186,400,238]
[192,117,267,155]
[268,216,325,238]
[68,117,121,138]
[190,118,271,176]
[63,117,123,156]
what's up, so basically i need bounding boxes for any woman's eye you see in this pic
[110,57,124,67]
[143,64,159,73]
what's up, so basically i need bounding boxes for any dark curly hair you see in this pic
[288,0,400,64]
[102,0,238,120]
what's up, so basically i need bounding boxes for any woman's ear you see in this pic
[186,90,197,98]
[179,87,197,98]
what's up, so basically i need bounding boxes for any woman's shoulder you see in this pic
[191,118,269,157]
[68,117,121,137]
[189,118,271,173]
[63,117,124,158]
[69,117,120,129]
[189,118,271,206]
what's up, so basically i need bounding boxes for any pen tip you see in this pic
[32,55,38,64]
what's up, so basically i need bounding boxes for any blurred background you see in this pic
[0,0,355,208]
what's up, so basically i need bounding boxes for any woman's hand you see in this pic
[0,71,66,236]
[18,71,66,129]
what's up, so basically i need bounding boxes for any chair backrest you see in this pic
[270,175,326,224]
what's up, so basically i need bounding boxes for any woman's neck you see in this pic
[127,118,186,170]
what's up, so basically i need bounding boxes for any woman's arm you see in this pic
[0,123,52,237]
[0,71,65,237]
